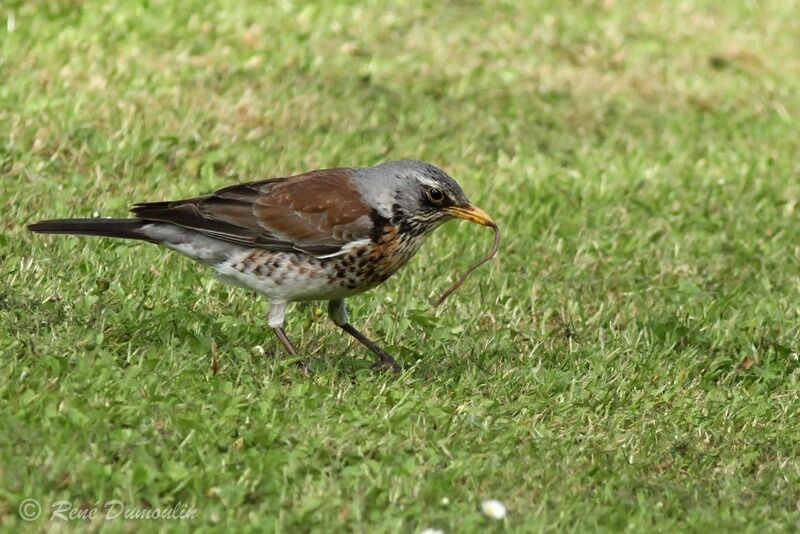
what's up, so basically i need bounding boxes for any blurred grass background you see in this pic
[2,0,800,531]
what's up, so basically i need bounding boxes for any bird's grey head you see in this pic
[352,160,494,235]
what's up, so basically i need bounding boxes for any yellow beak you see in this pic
[444,204,497,228]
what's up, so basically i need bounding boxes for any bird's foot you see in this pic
[295,359,312,375]
[371,355,401,373]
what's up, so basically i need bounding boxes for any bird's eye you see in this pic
[427,187,444,204]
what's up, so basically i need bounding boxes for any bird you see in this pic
[27,160,497,371]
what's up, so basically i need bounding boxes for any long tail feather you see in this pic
[27,218,152,241]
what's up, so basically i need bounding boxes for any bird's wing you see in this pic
[130,168,376,257]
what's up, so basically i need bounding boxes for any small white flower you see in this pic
[440,497,450,506]
[419,529,444,534]
[481,499,507,520]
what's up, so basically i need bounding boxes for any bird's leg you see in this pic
[267,301,309,373]
[328,299,400,372]
[272,326,298,354]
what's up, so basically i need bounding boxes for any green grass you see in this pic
[3,0,800,531]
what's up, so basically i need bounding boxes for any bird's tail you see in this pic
[27,218,153,242]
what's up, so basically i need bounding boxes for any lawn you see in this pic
[2,0,800,531]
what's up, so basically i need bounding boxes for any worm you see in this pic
[432,223,500,308]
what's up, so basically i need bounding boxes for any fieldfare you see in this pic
[28,160,497,371]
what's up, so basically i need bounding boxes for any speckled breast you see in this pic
[216,224,429,302]
[326,225,429,293]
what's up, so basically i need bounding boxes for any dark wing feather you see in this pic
[131,169,373,257]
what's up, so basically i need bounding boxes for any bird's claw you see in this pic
[372,358,401,373]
